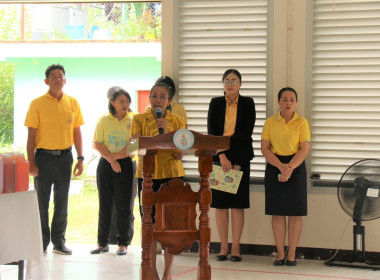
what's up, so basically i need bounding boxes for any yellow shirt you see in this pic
[223,95,238,136]
[132,107,186,179]
[261,112,311,156]
[171,100,188,124]
[128,111,138,162]
[93,113,133,153]
[24,91,84,150]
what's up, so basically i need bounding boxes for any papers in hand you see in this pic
[210,164,243,194]
[126,138,139,155]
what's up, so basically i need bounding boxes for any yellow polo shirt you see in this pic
[93,113,133,153]
[132,107,186,179]
[24,91,84,150]
[223,95,239,136]
[261,112,311,156]
[128,111,138,161]
[171,100,188,124]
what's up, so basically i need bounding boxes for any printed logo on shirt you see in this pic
[107,130,127,152]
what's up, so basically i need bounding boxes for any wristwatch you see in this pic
[77,156,84,161]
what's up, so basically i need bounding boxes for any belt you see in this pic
[37,147,72,156]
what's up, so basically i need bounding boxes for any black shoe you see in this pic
[273,259,285,266]
[53,245,72,255]
[216,254,228,261]
[116,245,127,255]
[286,259,297,266]
[90,245,109,254]
[231,255,242,262]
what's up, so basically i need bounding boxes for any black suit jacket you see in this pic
[207,94,256,164]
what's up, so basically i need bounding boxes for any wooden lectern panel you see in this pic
[139,130,229,280]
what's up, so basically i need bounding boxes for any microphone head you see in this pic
[155,107,163,117]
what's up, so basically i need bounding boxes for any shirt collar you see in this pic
[46,91,65,101]
[145,107,173,122]
[276,111,300,122]
[225,93,239,105]
[108,112,130,121]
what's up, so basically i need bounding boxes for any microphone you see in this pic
[155,107,164,134]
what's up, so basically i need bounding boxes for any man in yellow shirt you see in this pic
[25,64,84,255]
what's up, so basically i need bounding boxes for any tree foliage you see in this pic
[0,63,15,143]
[0,5,20,40]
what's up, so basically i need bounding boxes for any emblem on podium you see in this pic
[173,129,194,150]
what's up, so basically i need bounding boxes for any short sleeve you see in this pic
[172,103,188,124]
[174,114,186,130]
[24,100,40,128]
[299,118,311,143]
[261,118,272,141]
[72,98,84,128]
[132,114,143,136]
[93,116,105,143]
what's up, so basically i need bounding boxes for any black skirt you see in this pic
[211,161,251,209]
[265,154,307,216]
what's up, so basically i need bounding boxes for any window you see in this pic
[308,0,380,186]
[0,2,161,41]
[175,0,269,181]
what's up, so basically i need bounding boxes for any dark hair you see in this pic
[107,86,132,115]
[150,83,172,99]
[222,69,242,82]
[278,87,298,101]
[155,76,176,98]
[45,64,65,79]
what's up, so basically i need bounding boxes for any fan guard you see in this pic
[338,159,380,222]
[325,159,380,270]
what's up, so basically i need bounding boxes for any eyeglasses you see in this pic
[223,79,239,86]
[150,95,169,100]
[116,100,130,105]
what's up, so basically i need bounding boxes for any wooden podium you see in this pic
[138,130,229,280]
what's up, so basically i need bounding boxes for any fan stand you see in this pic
[325,223,380,270]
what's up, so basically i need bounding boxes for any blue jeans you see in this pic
[34,151,73,251]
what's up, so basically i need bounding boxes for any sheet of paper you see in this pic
[210,164,243,194]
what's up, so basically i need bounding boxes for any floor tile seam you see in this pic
[42,258,372,280]
[44,259,140,266]
[209,267,372,280]
[171,267,198,278]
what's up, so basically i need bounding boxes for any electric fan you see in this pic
[325,159,380,270]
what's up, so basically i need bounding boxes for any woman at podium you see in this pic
[132,83,186,280]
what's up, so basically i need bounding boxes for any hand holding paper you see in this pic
[210,164,243,194]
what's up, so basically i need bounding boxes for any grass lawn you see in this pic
[49,182,142,247]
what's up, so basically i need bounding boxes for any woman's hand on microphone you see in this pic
[156,118,168,134]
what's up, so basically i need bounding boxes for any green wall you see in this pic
[8,56,161,174]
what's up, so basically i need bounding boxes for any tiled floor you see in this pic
[1,244,380,280]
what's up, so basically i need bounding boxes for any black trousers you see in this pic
[96,157,134,247]
[127,161,137,243]
[34,151,73,251]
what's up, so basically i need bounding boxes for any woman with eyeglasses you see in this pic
[90,86,135,256]
[132,83,186,280]
[207,69,256,262]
